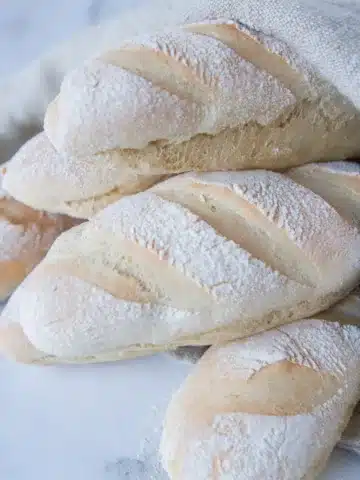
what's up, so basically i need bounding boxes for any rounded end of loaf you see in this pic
[44,59,204,157]
[0,301,138,366]
[0,253,154,360]
[3,132,164,218]
[160,319,360,479]
[0,319,47,364]
[45,23,296,157]
[1,163,79,299]
[0,312,114,366]
[3,132,80,215]
[288,161,360,227]
[0,264,91,359]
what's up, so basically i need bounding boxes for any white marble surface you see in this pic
[0,1,360,479]
[0,335,360,480]
[0,348,187,480]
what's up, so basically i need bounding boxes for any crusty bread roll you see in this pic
[2,132,166,219]
[160,314,360,479]
[167,161,360,364]
[0,164,359,364]
[175,283,360,469]
[45,20,360,163]
[4,21,360,217]
[166,286,360,455]
[0,163,78,301]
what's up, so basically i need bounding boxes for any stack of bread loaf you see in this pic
[1,20,360,479]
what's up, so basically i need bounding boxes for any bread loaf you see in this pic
[0,163,78,301]
[4,21,360,218]
[45,21,360,164]
[165,286,360,457]
[160,316,360,479]
[167,289,360,459]
[167,161,360,363]
[2,132,166,218]
[0,164,359,364]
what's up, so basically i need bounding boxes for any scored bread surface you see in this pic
[45,20,360,158]
[0,162,360,363]
[46,21,297,154]
[4,21,360,217]
[160,317,360,479]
